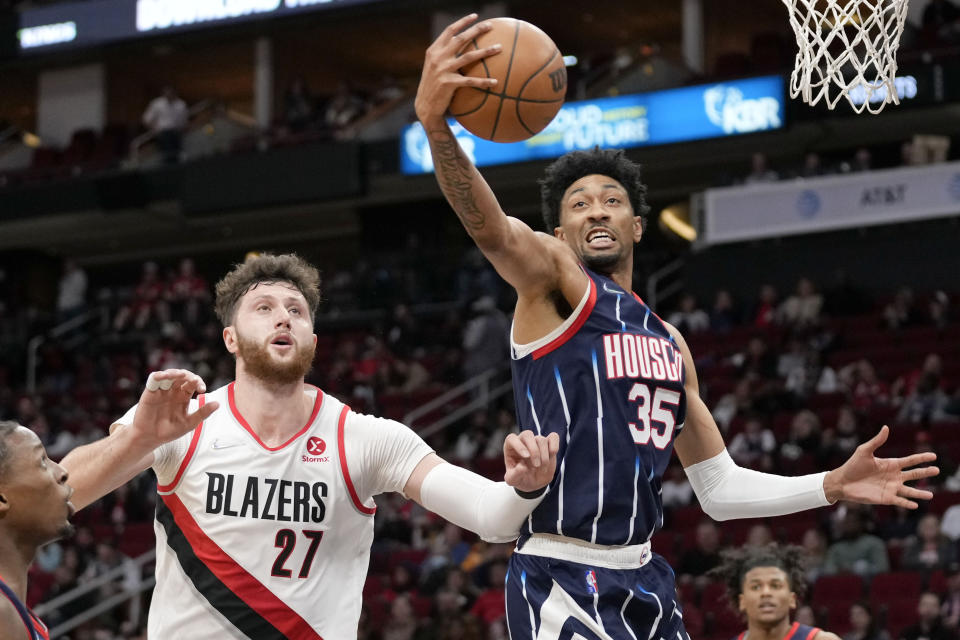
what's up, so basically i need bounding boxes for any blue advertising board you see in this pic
[401,75,785,175]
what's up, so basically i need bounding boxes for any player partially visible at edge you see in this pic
[0,421,76,640]
[415,13,939,639]
[710,544,841,640]
[59,253,558,639]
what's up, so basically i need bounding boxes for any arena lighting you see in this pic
[659,203,696,242]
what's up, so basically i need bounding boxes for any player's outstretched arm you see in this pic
[415,14,558,296]
[667,323,937,521]
[60,369,218,510]
[405,432,559,542]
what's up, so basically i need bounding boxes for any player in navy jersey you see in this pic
[711,544,840,640]
[0,421,76,640]
[416,14,939,639]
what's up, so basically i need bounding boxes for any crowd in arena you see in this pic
[0,247,958,638]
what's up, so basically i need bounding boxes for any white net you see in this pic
[782,0,910,114]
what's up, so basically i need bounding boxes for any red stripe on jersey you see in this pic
[803,626,822,640]
[784,622,800,640]
[228,382,323,451]
[160,493,322,639]
[337,405,376,515]
[0,575,42,640]
[157,394,205,493]
[29,612,48,640]
[532,277,598,360]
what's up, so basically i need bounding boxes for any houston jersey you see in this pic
[511,268,687,547]
[734,622,822,640]
[0,576,49,640]
[117,382,432,639]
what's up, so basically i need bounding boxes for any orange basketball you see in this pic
[450,17,567,143]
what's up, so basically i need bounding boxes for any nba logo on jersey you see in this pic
[585,570,598,594]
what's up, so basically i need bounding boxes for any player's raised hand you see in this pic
[823,425,939,508]
[131,369,219,448]
[415,13,500,124]
[503,431,560,494]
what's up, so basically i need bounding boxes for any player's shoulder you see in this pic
[812,631,841,640]
[0,594,27,640]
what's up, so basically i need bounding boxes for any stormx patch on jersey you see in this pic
[302,437,329,463]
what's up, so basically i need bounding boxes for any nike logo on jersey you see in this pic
[602,282,624,295]
[211,439,241,450]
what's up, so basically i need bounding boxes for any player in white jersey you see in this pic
[60,253,560,639]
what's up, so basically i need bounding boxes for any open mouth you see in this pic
[270,334,294,348]
[585,228,615,248]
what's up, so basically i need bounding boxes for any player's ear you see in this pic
[738,593,746,612]
[789,592,797,610]
[553,226,565,240]
[633,215,643,243]
[0,491,8,517]
[223,326,238,354]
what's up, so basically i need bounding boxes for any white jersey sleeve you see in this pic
[112,401,198,487]
[342,412,433,500]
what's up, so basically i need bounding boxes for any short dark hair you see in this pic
[0,421,21,480]
[214,253,321,326]
[708,543,809,610]
[538,148,650,232]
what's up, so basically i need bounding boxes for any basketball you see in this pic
[450,17,567,143]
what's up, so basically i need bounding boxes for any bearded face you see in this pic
[235,326,315,384]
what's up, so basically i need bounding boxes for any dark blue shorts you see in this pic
[505,547,688,640]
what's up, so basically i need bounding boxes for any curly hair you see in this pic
[0,420,21,480]
[214,253,321,327]
[708,543,809,610]
[538,147,650,233]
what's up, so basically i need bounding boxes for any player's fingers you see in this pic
[535,436,550,469]
[453,44,502,68]
[547,432,560,456]
[445,73,497,89]
[860,425,889,454]
[503,433,529,460]
[145,371,176,392]
[442,13,482,44]
[518,430,541,467]
[903,465,939,481]
[188,401,220,425]
[899,485,934,501]
[448,18,493,51]
[896,452,938,469]
[179,372,207,396]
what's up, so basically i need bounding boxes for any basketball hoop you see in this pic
[781,0,909,114]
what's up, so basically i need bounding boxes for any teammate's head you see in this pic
[0,421,75,547]
[539,148,649,273]
[710,544,807,628]
[216,254,319,384]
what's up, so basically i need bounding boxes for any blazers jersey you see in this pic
[511,267,687,547]
[116,382,432,639]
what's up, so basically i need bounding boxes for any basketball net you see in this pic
[782,0,909,114]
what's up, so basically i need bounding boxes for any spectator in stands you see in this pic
[844,602,890,640]
[781,410,824,467]
[418,589,483,640]
[461,295,509,382]
[899,592,952,640]
[823,510,889,577]
[113,261,168,332]
[753,284,779,328]
[841,359,890,414]
[667,294,710,334]
[142,86,188,164]
[941,564,960,633]
[897,367,952,425]
[79,540,141,633]
[481,408,515,459]
[801,527,829,583]
[56,259,88,324]
[778,277,823,329]
[710,289,738,331]
[733,337,779,381]
[822,406,862,466]
[451,410,489,461]
[929,291,951,329]
[798,151,826,178]
[385,304,422,359]
[745,152,779,184]
[878,506,921,546]
[884,287,920,330]
[381,594,421,640]
[468,559,508,635]
[728,416,776,469]
[712,379,755,432]
[678,520,723,588]
[282,77,316,134]
[324,81,368,132]
[901,514,957,572]
[746,523,774,547]
[166,258,209,326]
[796,605,818,627]
[661,463,694,509]
[922,0,960,41]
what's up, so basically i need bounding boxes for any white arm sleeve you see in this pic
[684,449,831,521]
[419,462,547,543]
[112,402,193,485]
